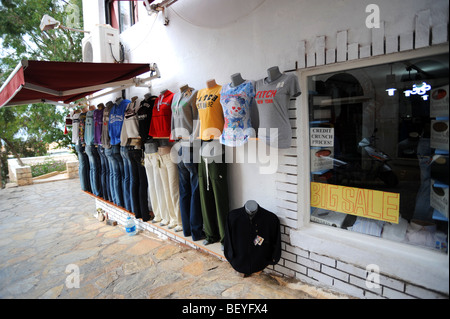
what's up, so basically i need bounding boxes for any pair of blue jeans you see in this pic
[104,147,117,204]
[178,147,203,240]
[75,144,91,192]
[120,146,134,212]
[110,145,124,207]
[85,145,102,197]
[97,145,112,202]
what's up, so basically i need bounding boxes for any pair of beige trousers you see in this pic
[144,151,182,228]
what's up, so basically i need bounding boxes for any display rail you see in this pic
[83,191,226,261]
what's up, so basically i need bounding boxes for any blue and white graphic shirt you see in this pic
[220,80,256,147]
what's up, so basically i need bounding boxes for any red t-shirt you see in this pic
[149,90,174,138]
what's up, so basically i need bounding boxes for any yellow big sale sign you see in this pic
[310,182,400,224]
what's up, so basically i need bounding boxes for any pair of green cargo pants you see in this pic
[198,155,229,244]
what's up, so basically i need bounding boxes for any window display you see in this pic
[308,53,449,253]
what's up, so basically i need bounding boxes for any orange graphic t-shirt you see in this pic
[196,85,224,140]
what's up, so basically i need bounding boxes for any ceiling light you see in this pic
[385,64,397,97]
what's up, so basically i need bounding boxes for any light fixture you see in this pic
[40,14,89,33]
[385,64,397,97]
[404,82,432,100]
[143,0,178,25]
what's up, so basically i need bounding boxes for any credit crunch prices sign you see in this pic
[311,183,400,223]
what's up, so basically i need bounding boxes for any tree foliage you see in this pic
[0,0,83,186]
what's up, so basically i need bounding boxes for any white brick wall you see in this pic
[269,241,449,299]
[94,197,226,261]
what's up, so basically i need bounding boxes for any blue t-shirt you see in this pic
[109,99,131,145]
[220,80,256,147]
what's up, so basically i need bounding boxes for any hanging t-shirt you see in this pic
[84,110,95,146]
[78,112,87,145]
[109,99,131,146]
[72,112,81,145]
[93,108,104,145]
[101,102,114,148]
[196,85,224,140]
[138,96,156,141]
[220,80,256,147]
[171,87,198,140]
[149,90,174,138]
[255,73,301,149]
[120,98,142,147]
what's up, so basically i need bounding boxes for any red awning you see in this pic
[0,60,154,107]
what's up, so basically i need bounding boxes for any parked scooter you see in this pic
[333,129,399,187]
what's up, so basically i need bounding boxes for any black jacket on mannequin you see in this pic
[223,205,281,275]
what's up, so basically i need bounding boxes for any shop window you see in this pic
[105,0,137,33]
[308,53,449,253]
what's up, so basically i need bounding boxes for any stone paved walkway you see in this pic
[0,178,352,300]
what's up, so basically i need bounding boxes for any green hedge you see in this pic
[30,159,67,177]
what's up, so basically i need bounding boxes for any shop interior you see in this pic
[308,53,449,252]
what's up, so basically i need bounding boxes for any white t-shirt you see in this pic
[71,112,81,145]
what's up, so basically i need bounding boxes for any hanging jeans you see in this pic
[198,155,229,244]
[120,146,133,212]
[97,145,112,202]
[104,147,116,204]
[110,145,124,208]
[178,146,203,240]
[85,144,102,197]
[129,148,151,221]
[75,144,91,192]
[144,152,166,223]
[160,152,182,230]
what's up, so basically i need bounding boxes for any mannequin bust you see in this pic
[159,139,169,147]
[115,97,123,104]
[81,106,89,113]
[144,140,159,154]
[231,73,245,87]
[179,84,189,92]
[131,96,138,102]
[206,79,217,89]
[97,103,104,110]
[158,145,171,155]
[267,66,282,83]
[144,93,153,101]
[88,105,96,111]
[160,89,168,95]
[105,101,113,108]
[244,200,258,219]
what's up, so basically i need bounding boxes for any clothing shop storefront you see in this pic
[84,0,450,299]
[79,0,448,299]
[1,0,447,299]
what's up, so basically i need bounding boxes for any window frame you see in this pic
[294,44,449,247]
[296,43,449,232]
[105,0,137,33]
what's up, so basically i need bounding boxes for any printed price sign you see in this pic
[310,127,334,147]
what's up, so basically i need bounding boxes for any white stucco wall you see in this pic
[95,0,447,214]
